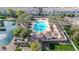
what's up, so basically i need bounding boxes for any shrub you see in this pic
[67,14,75,17]
[19,29,32,39]
[12,27,22,36]
[15,47,22,51]
[19,29,27,39]
[0,16,6,19]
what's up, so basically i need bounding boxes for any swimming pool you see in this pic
[0,21,16,45]
[34,21,47,32]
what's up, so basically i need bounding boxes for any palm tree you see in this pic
[29,40,41,51]
[16,9,25,17]
[47,14,55,23]
[7,8,14,17]
[16,13,33,28]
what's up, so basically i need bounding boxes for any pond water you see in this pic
[0,21,17,45]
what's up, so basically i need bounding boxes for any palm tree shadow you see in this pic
[42,42,59,51]
[49,43,59,50]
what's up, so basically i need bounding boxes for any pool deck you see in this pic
[31,18,67,42]
[33,18,51,34]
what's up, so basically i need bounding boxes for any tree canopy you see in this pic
[16,13,33,27]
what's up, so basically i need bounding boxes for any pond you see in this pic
[0,21,17,45]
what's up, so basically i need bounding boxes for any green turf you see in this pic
[49,44,75,51]
[72,39,79,50]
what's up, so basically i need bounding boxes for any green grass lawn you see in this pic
[72,39,79,50]
[49,44,75,51]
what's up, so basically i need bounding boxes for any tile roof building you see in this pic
[0,7,79,16]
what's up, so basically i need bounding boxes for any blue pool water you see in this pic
[34,21,47,32]
[0,21,16,45]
